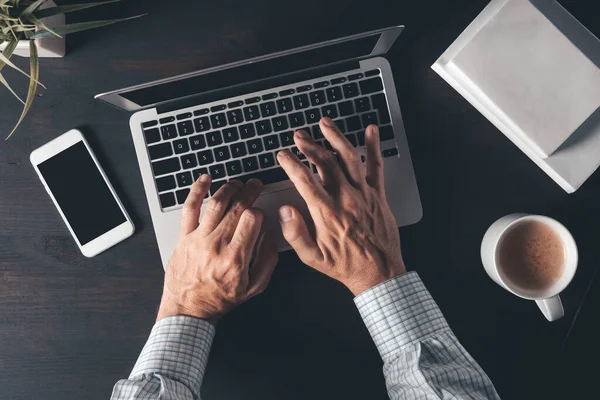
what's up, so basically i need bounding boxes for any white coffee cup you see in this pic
[481,214,578,321]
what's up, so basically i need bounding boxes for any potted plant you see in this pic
[0,0,143,139]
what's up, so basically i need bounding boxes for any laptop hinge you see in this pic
[156,60,360,115]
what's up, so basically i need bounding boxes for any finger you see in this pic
[198,180,244,235]
[293,130,343,188]
[218,179,263,237]
[277,149,330,209]
[365,125,385,195]
[319,117,366,188]
[230,208,265,260]
[247,231,279,298]
[278,205,322,266]
[180,174,212,235]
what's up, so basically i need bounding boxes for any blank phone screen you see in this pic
[38,141,127,245]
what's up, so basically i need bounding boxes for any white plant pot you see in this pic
[0,0,65,58]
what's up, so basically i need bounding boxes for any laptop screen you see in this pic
[95,26,403,111]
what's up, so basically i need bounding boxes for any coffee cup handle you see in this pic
[535,296,564,321]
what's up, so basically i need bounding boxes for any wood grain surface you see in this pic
[1,1,599,399]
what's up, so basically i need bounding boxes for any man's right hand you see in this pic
[276,117,406,296]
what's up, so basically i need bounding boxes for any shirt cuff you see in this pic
[354,272,450,363]
[130,315,216,394]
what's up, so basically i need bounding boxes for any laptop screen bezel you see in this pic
[94,26,404,112]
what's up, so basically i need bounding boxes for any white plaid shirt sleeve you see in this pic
[111,315,215,400]
[354,271,500,400]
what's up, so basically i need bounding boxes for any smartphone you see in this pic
[30,129,134,257]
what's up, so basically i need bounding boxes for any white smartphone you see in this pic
[30,129,135,257]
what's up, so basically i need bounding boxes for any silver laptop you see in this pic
[95,26,422,268]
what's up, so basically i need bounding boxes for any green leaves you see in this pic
[6,40,38,140]
[30,14,145,39]
[0,0,146,139]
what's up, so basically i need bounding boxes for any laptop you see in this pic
[95,26,422,268]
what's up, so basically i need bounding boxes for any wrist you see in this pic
[347,261,407,296]
[157,295,221,325]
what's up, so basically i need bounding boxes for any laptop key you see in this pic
[194,117,211,132]
[210,180,228,195]
[361,112,378,128]
[310,90,326,106]
[149,143,173,160]
[326,87,342,102]
[365,69,380,77]
[211,105,227,112]
[256,120,273,135]
[305,108,321,124]
[230,142,247,158]
[197,150,214,165]
[176,189,190,205]
[262,92,278,100]
[228,100,244,108]
[243,105,260,121]
[161,125,178,140]
[260,102,277,118]
[156,175,176,192]
[345,116,362,132]
[245,97,261,104]
[383,147,399,158]
[371,93,391,124]
[297,85,312,92]
[333,119,346,133]
[177,120,194,136]
[192,167,208,181]
[293,94,309,110]
[142,120,158,128]
[331,77,347,84]
[181,154,198,169]
[214,146,231,162]
[345,133,358,147]
[312,125,324,140]
[276,98,293,113]
[194,108,209,116]
[153,157,180,176]
[160,192,176,208]
[226,160,243,176]
[209,164,226,180]
[321,104,338,119]
[338,101,354,116]
[206,131,223,146]
[379,125,394,141]
[144,128,161,144]
[280,131,294,147]
[223,127,239,143]
[226,109,244,125]
[342,83,359,98]
[211,113,227,128]
[240,167,289,185]
[313,81,329,88]
[247,139,264,154]
[242,156,259,172]
[239,123,256,139]
[263,134,280,150]
[259,153,276,169]
[272,116,289,132]
[355,97,371,113]
[291,147,306,160]
[176,172,192,187]
[359,77,384,94]
[289,112,305,128]
[348,73,364,81]
[160,116,175,124]
[279,89,295,96]
[173,139,190,154]
[189,134,206,150]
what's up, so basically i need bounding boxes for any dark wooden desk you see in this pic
[1,0,599,399]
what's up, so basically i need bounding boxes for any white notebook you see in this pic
[433,0,600,192]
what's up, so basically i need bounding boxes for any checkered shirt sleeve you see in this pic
[355,271,500,399]
[111,315,215,400]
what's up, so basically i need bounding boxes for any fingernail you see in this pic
[279,206,293,222]
[295,130,309,139]
[200,174,210,182]
[322,117,336,127]
[277,150,289,159]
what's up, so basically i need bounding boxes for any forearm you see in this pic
[355,272,500,400]
[111,316,215,400]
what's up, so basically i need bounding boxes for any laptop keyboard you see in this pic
[140,68,399,210]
